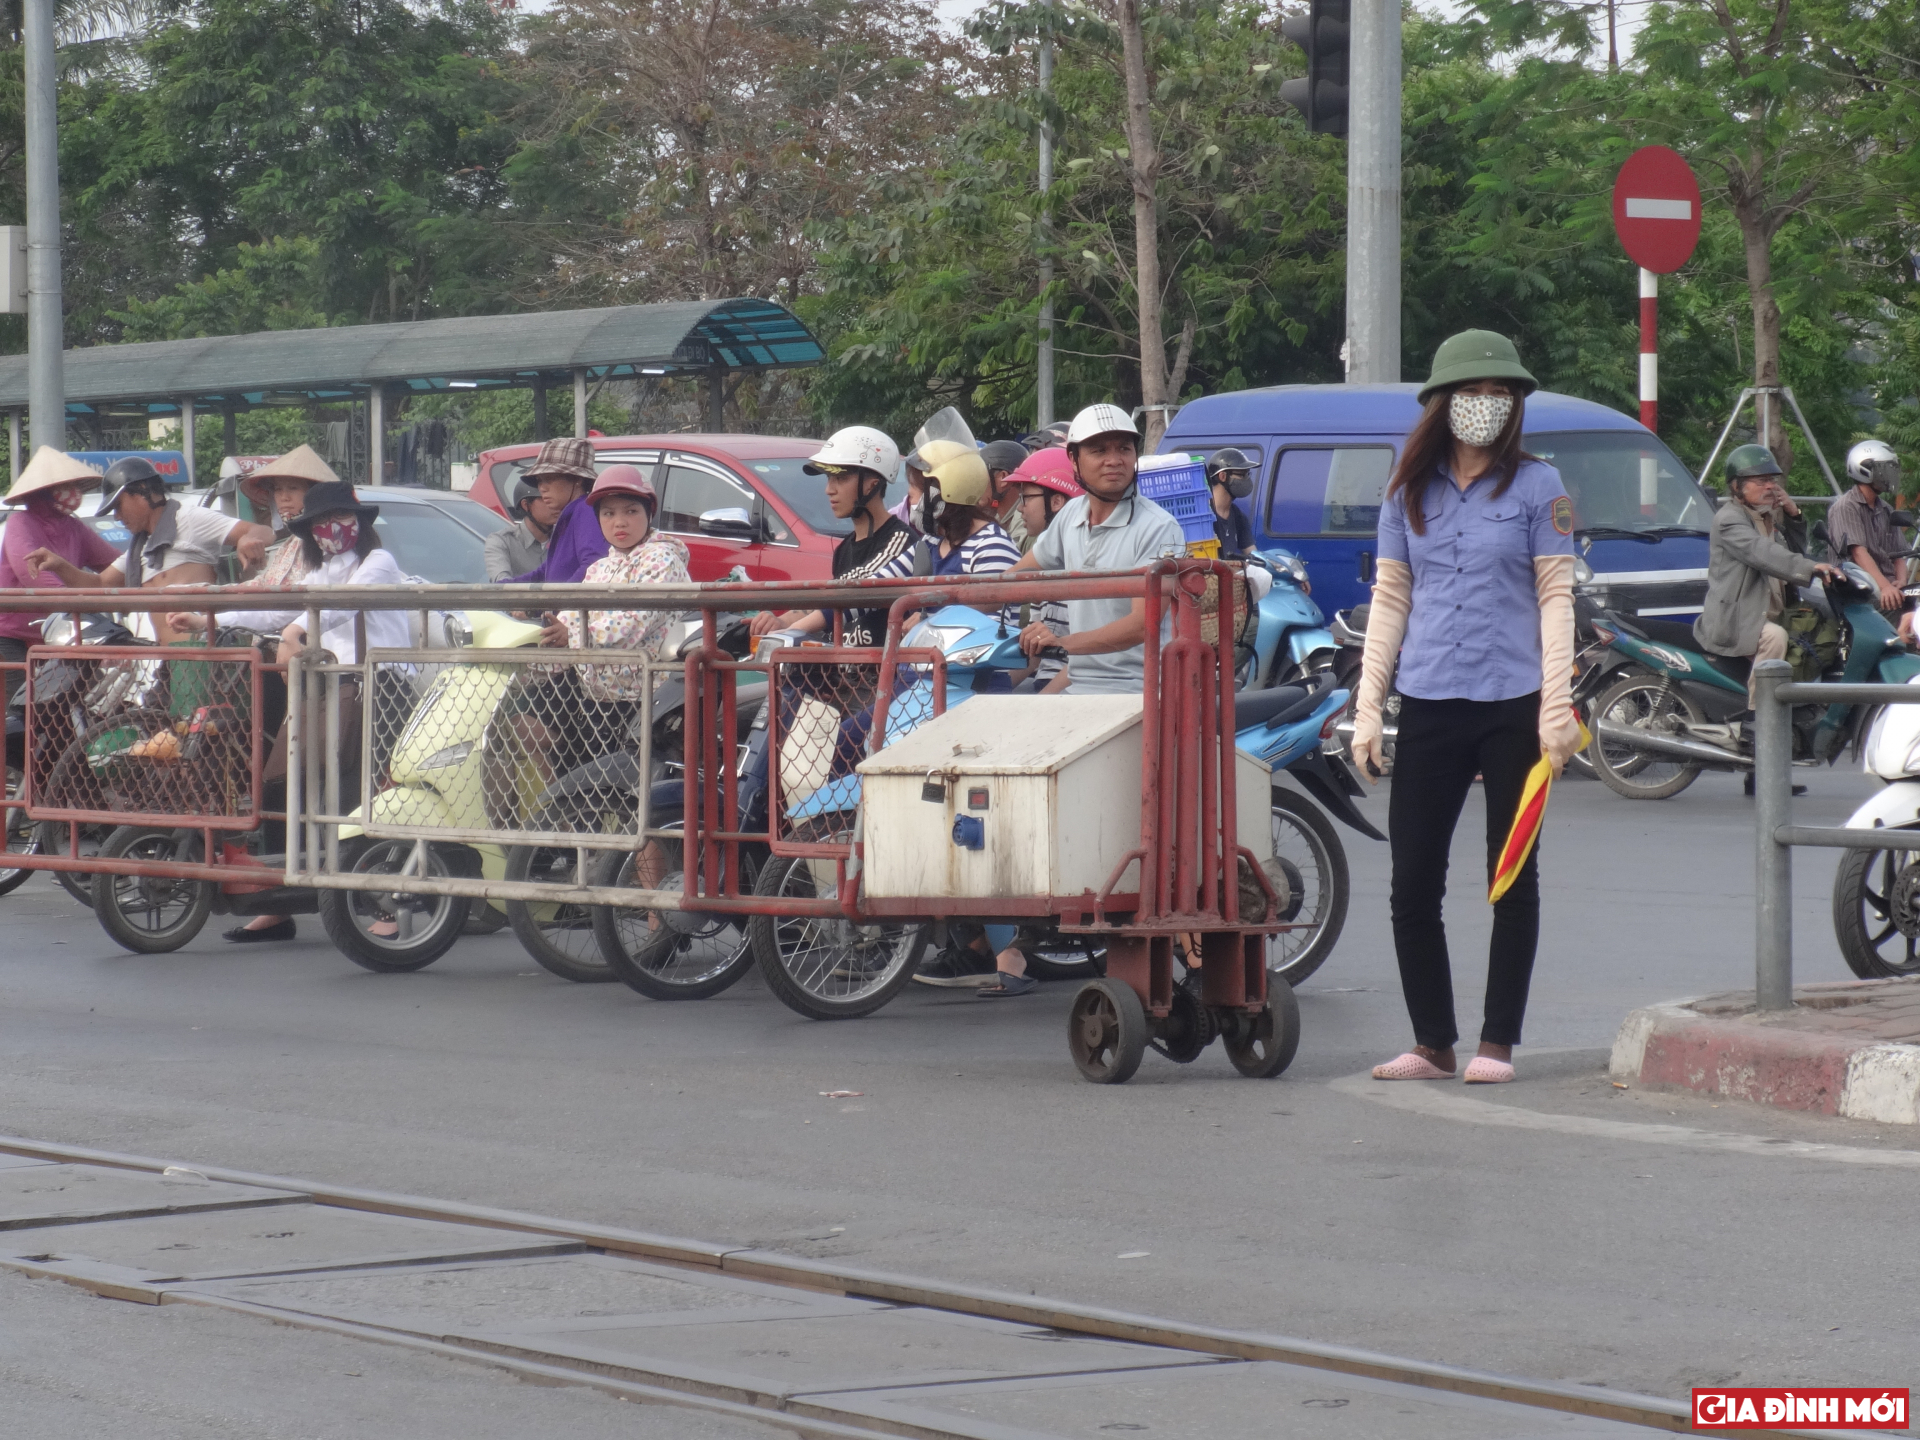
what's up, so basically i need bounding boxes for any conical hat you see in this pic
[5,447,105,504]
[240,444,339,508]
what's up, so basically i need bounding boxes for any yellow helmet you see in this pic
[928,448,991,507]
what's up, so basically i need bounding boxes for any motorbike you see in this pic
[1585,563,1920,799]
[1832,686,1920,979]
[1239,548,1338,690]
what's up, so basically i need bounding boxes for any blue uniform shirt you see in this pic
[1376,457,1575,702]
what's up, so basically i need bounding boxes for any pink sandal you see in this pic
[1371,1052,1456,1081]
[1463,1056,1516,1084]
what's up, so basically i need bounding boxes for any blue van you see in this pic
[1161,384,1714,626]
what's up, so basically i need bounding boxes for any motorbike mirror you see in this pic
[1892,511,1916,529]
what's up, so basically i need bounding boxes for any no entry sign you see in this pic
[1612,145,1702,274]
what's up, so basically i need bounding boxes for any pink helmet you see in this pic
[588,464,657,516]
[1008,446,1083,499]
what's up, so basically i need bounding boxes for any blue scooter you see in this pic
[1240,549,1339,690]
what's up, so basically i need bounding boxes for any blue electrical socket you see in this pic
[951,815,985,851]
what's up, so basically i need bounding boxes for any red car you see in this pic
[469,434,904,583]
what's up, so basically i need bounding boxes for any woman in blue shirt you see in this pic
[1349,331,1581,1085]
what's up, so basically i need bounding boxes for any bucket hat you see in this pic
[588,464,658,516]
[5,447,104,505]
[239,444,340,510]
[287,480,379,535]
[1417,330,1538,404]
[522,435,599,486]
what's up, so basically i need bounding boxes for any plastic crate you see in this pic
[1136,453,1214,542]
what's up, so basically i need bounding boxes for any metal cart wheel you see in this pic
[589,836,756,1002]
[91,826,213,954]
[1220,983,1301,1079]
[1067,977,1148,1084]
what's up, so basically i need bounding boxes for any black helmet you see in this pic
[508,473,539,521]
[1724,443,1785,486]
[979,440,1030,478]
[1206,447,1254,499]
[99,455,169,514]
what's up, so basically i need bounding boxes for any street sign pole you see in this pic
[1035,0,1055,431]
[1345,0,1400,384]
[22,0,64,454]
[1611,146,1700,439]
[1639,268,1657,433]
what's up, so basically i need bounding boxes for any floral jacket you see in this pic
[563,534,692,700]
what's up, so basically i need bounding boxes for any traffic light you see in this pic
[1279,0,1351,137]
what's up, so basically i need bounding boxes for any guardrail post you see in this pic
[1753,659,1794,1011]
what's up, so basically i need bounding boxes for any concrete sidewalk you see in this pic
[1612,978,1920,1123]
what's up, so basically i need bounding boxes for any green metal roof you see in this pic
[0,297,824,419]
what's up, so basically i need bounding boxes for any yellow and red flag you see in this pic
[1489,714,1591,904]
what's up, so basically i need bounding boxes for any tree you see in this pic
[115,236,331,340]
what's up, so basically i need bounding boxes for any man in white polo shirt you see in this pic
[1009,403,1183,694]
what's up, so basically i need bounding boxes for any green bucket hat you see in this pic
[1417,330,1539,405]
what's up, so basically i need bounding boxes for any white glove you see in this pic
[1536,554,1581,774]
[1350,560,1411,784]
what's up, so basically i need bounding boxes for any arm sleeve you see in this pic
[1353,559,1411,738]
[1719,511,1818,585]
[1536,555,1581,762]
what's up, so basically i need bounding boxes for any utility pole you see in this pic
[23,0,64,451]
[1035,0,1055,432]
[1344,0,1400,384]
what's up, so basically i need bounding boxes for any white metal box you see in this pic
[857,695,1272,901]
[0,227,25,314]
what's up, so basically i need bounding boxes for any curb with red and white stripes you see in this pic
[1611,998,1920,1125]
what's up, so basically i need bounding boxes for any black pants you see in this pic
[0,636,26,705]
[1388,692,1542,1050]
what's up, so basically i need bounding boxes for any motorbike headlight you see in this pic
[946,644,996,667]
[444,613,473,648]
[41,616,75,646]
[1281,554,1309,589]
[417,740,474,770]
[1573,557,1595,586]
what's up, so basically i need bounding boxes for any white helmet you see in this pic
[806,426,900,478]
[1847,439,1901,493]
[1066,403,1139,447]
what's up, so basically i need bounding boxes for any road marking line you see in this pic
[1330,1072,1920,1167]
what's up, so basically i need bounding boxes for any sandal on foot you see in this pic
[978,972,1039,998]
[1463,1056,1515,1084]
[1371,1052,1456,1081]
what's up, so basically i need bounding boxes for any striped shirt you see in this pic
[836,516,918,649]
[920,522,1022,625]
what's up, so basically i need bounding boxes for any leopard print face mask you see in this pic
[1448,392,1515,448]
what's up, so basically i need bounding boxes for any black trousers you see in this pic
[1388,692,1543,1050]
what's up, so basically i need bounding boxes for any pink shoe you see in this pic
[1371,1052,1456,1081]
[1463,1056,1515,1084]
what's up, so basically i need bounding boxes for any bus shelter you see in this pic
[0,297,824,484]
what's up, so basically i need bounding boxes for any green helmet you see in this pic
[1416,330,1539,404]
[1724,444,1785,487]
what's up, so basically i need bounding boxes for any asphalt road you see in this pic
[0,762,1911,1431]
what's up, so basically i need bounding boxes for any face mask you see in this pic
[1448,392,1515,448]
[310,517,358,557]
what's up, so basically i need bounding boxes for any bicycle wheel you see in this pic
[748,851,927,1019]
[589,838,755,1001]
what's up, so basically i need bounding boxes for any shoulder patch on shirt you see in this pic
[1551,496,1573,535]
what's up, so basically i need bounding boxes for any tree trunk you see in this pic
[1734,194,1791,471]
[1115,0,1169,448]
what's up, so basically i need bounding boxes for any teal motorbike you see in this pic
[1586,562,1920,800]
